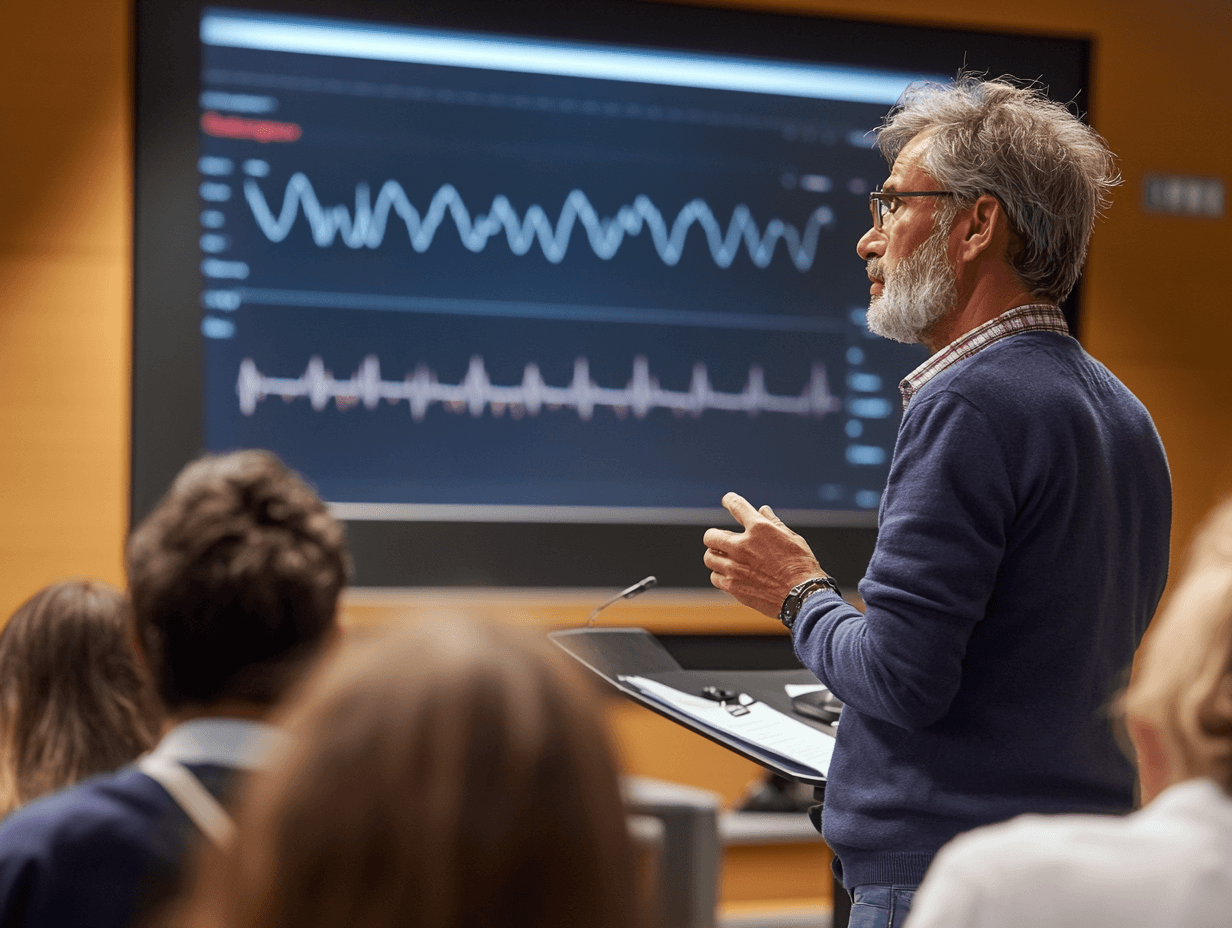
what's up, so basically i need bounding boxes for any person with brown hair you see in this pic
[181,617,640,928]
[0,579,161,815]
[0,450,352,928]
[906,498,1232,928]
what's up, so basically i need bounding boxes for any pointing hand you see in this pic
[702,492,827,620]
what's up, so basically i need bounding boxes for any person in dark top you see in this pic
[0,579,161,815]
[0,450,352,928]
[703,75,1171,928]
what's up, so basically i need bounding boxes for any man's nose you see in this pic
[856,226,884,261]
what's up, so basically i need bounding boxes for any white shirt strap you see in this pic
[137,753,236,848]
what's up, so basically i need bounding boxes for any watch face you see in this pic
[778,594,796,628]
[780,601,798,630]
[782,577,838,628]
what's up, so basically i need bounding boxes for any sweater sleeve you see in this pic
[792,388,1014,730]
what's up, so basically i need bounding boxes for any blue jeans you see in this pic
[846,883,917,928]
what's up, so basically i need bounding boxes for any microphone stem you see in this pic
[585,576,657,627]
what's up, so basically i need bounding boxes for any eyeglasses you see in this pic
[868,189,955,230]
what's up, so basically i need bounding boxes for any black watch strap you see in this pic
[779,576,841,630]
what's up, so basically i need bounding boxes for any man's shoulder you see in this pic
[910,810,1157,928]
[0,766,172,856]
[914,332,1143,421]
[940,807,1144,868]
[925,331,1087,394]
[922,782,1232,919]
[937,779,1232,882]
[0,766,183,928]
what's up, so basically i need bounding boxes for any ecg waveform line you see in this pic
[236,355,843,422]
[243,173,833,271]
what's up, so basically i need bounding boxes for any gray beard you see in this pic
[865,226,958,346]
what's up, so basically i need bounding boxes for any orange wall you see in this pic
[0,0,1229,618]
[0,5,131,613]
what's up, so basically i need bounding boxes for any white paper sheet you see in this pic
[783,683,831,698]
[619,675,835,778]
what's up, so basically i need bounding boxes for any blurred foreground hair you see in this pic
[183,618,640,928]
[1127,498,1232,790]
[0,579,161,814]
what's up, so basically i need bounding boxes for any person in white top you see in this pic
[907,497,1232,928]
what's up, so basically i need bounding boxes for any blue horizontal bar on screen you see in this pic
[236,288,844,334]
[201,10,940,105]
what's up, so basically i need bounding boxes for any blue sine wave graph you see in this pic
[243,173,834,270]
[236,355,844,422]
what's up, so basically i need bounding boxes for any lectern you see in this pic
[549,627,840,787]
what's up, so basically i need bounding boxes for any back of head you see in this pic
[126,450,352,714]
[197,618,639,928]
[0,579,161,813]
[877,74,1121,303]
[1126,499,1232,790]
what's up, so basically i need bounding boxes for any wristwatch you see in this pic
[779,576,841,630]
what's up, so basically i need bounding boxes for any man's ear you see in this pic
[952,194,1006,264]
[1128,715,1173,804]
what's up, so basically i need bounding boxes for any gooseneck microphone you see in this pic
[586,576,658,627]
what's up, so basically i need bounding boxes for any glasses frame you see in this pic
[868,189,955,230]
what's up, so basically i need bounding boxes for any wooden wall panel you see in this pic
[0,3,130,615]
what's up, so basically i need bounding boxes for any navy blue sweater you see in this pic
[794,331,1171,888]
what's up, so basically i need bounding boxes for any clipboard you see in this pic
[549,626,838,787]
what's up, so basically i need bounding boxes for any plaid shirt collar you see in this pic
[899,303,1069,409]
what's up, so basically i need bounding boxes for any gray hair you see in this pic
[876,75,1121,304]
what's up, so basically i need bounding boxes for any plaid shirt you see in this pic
[899,303,1069,409]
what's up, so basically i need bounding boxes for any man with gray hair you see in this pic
[703,76,1171,927]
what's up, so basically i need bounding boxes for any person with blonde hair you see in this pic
[906,498,1232,928]
[0,579,161,815]
[182,618,641,928]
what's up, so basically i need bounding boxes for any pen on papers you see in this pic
[701,685,754,716]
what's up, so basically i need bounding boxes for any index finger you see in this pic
[721,492,764,528]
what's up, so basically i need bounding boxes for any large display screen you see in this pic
[197,10,932,524]
[134,1,1090,586]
